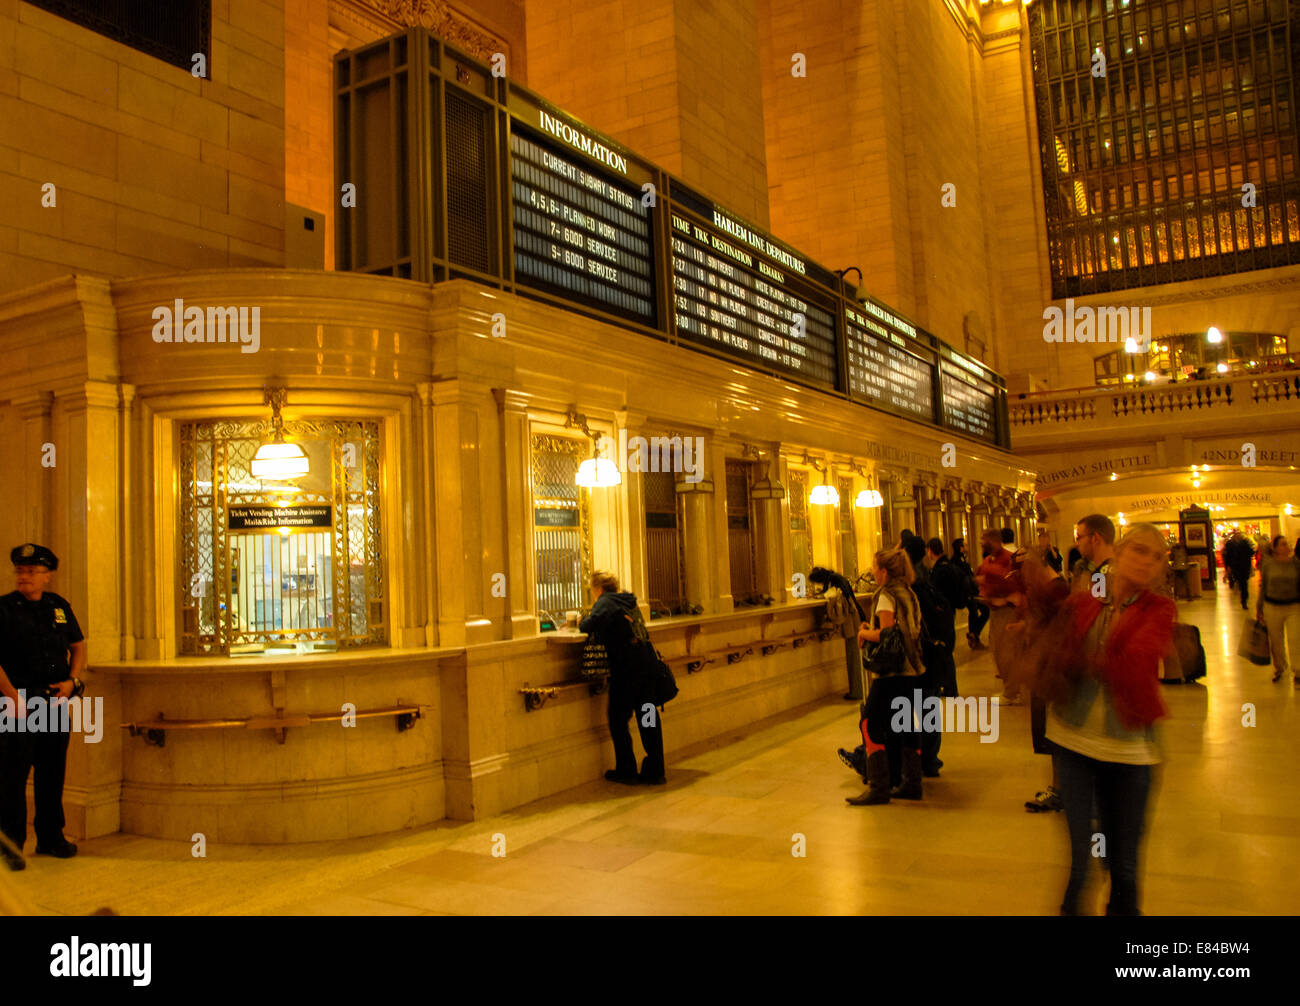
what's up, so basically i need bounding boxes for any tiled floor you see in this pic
[6,580,1299,915]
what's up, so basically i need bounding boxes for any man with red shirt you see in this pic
[977,528,1023,702]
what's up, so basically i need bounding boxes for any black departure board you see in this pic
[509,128,656,325]
[940,359,998,442]
[669,212,838,388]
[845,305,935,421]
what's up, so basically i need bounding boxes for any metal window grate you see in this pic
[26,0,211,73]
[445,89,492,273]
[725,459,756,601]
[1029,0,1300,296]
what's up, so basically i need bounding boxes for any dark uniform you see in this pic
[0,544,83,858]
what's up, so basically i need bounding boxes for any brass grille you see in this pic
[531,433,592,615]
[789,470,812,579]
[644,470,684,612]
[178,419,385,655]
[725,459,756,601]
[838,476,858,578]
[445,89,493,273]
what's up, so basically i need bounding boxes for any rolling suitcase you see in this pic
[1173,622,1207,682]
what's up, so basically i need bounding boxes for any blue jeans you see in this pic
[1052,743,1152,916]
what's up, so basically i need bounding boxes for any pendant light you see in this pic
[565,407,621,488]
[251,388,309,480]
[806,454,838,506]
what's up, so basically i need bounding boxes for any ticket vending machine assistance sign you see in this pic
[227,505,333,529]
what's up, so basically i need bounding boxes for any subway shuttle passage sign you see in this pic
[845,306,935,421]
[670,211,838,388]
[510,127,656,325]
[228,505,333,529]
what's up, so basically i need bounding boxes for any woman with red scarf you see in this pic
[1031,523,1175,916]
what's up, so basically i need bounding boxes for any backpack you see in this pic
[622,606,679,706]
[911,577,956,649]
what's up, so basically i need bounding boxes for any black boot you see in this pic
[891,748,923,800]
[847,751,891,805]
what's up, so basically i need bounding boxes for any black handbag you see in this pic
[865,624,907,676]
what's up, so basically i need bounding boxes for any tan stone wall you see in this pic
[526,0,771,227]
[760,0,995,358]
[0,0,288,297]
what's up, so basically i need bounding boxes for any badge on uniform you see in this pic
[54,607,67,624]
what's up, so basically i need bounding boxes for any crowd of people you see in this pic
[578,513,1300,916]
[814,516,1300,915]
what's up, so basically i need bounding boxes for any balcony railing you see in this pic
[1009,369,1300,429]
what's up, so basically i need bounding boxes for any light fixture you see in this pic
[565,407,621,488]
[575,457,621,488]
[1109,472,1118,481]
[251,388,310,480]
[803,453,838,506]
[746,446,785,500]
[1144,370,1157,382]
[1216,362,1229,374]
[1207,326,1223,344]
[1117,511,1127,527]
[1125,337,1140,353]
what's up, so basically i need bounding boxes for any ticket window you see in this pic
[530,432,593,624]
[643,470,686,617]
[788,470,813,581]
[178,418,385,656]
[725,459,758,604]
[837,476,859,580]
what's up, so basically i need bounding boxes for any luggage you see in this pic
[1164,623,1207,682]
[1236,616,1271,666]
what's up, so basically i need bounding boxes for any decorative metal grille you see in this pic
[26,0,211,73]
[643,469,685,613]
[530,433,592,616]
[445,89,494,273]
[838,476,858,578]
[1030,0,1300,297]
[789,470,812,579]
[725,459,757,602]
[178,419,385,655]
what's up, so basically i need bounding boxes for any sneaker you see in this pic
[1025,788,1063,813]
[35,838,78,858]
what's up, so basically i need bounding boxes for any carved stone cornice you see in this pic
[340,0,507,61]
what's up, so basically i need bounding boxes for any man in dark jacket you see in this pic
[1224,532,1256,610]
[579,570,665,785]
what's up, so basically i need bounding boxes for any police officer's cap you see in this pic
[11,543,58,570]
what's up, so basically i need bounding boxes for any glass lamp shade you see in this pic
[251,440,309,480]
[809,484,840,506]
[576,457,621,487]
[855,489,883,508]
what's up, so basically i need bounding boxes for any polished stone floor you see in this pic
[6,579,1299,915]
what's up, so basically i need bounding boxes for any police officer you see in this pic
[0,544,86,870]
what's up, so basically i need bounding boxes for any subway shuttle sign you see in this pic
[1037,452,1155,488]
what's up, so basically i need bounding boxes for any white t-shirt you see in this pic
[874,592,895,618]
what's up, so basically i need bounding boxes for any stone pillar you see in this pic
[15,391,54,544]
[942,480,969,548]
[493,388,537,640]
[706,437,733,611]
[919,476,944,541]
[679,473,717,612]
[749,446,786,600]
[883,469,916,545]
[429,379,495,646]
[54,380,127,841]
[968,483,990,544]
